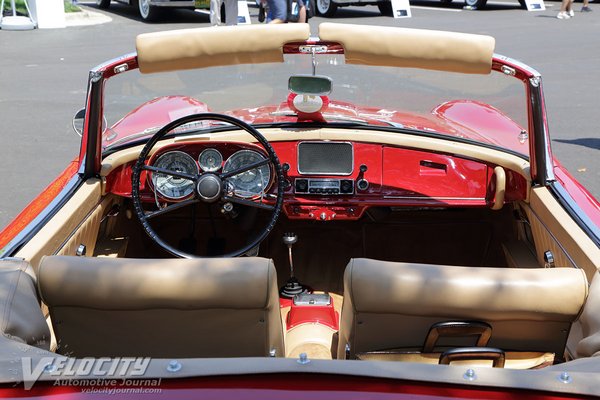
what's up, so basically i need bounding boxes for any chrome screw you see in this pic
[558,372,572,384]
[463,368,476,381]
[43,363,57,373]
[166,360,182,372]
[297,353,311,365]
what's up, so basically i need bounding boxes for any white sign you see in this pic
[391,0,411,18]
[524,0,545,11]
[30,0,65,29]
[237,0,251,24]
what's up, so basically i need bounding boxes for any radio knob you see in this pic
[357,179,369,191]
[296,179,308,192]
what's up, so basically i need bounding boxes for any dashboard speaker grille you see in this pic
[298,142,353,175]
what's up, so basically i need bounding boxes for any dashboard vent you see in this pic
[298,142,353,175]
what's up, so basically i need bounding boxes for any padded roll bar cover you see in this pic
[38,256,279,310]
[136,24,311,74]
[0,259,50,350]
[344,258,588,322]
[318,23,495,75]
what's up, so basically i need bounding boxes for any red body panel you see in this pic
[0,374,593,400]
[285,296,339,330]
[0,159,79,250]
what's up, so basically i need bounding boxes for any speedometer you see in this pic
[198,148,223,172]
[151,151,198,200]
[222,150,271,198]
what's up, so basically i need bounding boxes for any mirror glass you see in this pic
[288,75,332,96]
[72,108,86,137]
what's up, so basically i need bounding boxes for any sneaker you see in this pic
[568,9,575,16]
[581,5,592,11]
[557,11,571,18]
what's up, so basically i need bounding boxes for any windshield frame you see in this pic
[78,45,552,186]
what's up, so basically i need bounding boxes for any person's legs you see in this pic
[581,0,592,12]
[224,0,239,25]
[296,0,306,23]
[267,0,287,22]
[210,0,222,25]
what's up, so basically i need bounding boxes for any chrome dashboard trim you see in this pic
[297,141,354,176]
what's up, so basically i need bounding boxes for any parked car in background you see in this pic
[96,0,209,21]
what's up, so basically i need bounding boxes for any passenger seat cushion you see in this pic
[346,259,587,321]
[0,260,49,350]
[339,259,588,358]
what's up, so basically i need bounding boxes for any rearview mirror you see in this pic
[288,75,332,96]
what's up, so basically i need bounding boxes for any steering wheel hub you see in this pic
[197,174,222,202]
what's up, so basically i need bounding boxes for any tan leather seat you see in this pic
[38,256,284,358]
[338,258,588,368]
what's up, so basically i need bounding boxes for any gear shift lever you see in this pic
[283,232,298,278]
[280,232,308,298]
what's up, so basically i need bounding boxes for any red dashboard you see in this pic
[105,140,527,221]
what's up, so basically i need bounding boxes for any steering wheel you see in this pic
[131,113,284,258]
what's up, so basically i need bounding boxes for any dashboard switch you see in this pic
[340,180,354,194]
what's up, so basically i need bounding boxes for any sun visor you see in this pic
[318,23,495,75]
[136,24,311,74]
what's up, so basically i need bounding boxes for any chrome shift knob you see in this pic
[283,232,298,247]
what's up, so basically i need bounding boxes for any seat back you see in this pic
[38,256,284,358]
[338,258,588,359]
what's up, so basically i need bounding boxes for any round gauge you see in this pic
[222,150,271,198]
[198,148,223,172]
[151,151,198,201]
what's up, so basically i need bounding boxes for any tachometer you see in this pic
[151,151,198,200]
[222,150,271,198]
[198,148,223,172]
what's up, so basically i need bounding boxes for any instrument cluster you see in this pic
[147,143,271,201]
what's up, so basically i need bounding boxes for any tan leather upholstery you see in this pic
[136,24,311,74]
[38,256,284,358]
[0,260,49,350]
[576,271,600,358]
[338,259,588,361]
[318,23,495,75]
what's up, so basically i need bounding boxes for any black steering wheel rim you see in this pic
[131,113,284,258]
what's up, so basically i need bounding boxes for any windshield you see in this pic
[103,53,529,156]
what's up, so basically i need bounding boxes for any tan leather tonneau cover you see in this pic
[136,24,311,74]
[318,23,495,75]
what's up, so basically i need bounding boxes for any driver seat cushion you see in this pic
[38,256,284,358]
[338,258,588,365]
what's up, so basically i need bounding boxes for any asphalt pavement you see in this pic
[0,0,598,230]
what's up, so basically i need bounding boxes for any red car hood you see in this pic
[104,95,528,156]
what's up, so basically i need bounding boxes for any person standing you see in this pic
[557,0,574,18]
[210,0,239,25]
[581,0,592,12]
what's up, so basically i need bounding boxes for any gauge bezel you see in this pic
[150,150,199,201]
[223,149,272,199]
[198,148,223,172]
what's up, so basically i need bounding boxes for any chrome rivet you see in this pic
[558,372,572,384]
[297,353,311,365]
[166,360,182,372]
[463,368,476,381]
[76,244,87,257]
[44,363,57,373]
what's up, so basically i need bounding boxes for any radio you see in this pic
[294,179,354,195]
